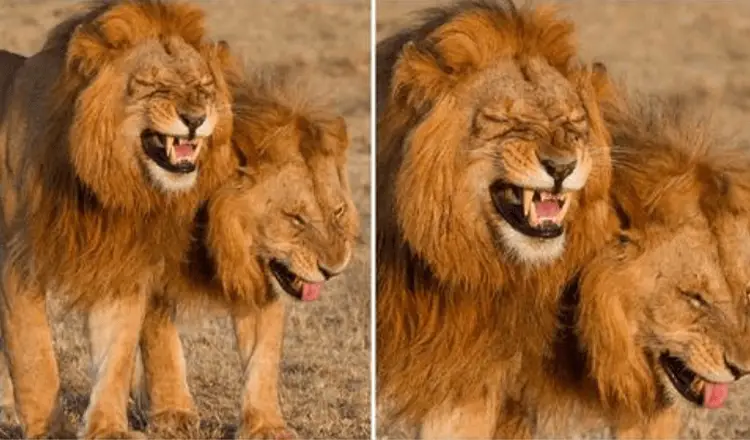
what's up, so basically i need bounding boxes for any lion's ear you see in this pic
[391,15,502,108]
[299,115,349,156]
[585,61,623,113]
[205,39,243,89]
[65,23,114,79]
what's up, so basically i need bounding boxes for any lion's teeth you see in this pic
[555,196,572,224]
[528,199,538,227]
[523,189,534,217]
[165,136,175,161]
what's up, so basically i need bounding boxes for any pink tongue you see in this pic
[534,200,561,218]
[174,143,194,159]
[301,283,323,301]
[703,382,729,409]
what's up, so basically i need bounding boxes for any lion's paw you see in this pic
[148,409,201,439]
[0,404,19,426]
[81,429,146,440]
[235,424,297,440]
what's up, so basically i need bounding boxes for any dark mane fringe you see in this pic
[376,0,576,113]
[601,86,750,221]
[43,0,206,52]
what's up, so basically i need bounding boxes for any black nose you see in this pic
[725,356,749,380]
[179,113,206,132]
[318,265,338,280]
[541,158,577,183]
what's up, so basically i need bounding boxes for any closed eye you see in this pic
[680,289,710,309]
[285,212,307,228]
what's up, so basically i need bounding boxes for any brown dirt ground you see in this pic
[0,1,371,439]
[376,0,750,439]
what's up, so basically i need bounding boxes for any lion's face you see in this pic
[122,37,221,192]
[602,208,750,410]
[252,154,358,301]
[215,111,359,302]
[468,59,595,262]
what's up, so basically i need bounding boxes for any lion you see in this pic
[506,80,750,439]
[129,71,360,439]
[0,1,238,438]
[375,0,617,437]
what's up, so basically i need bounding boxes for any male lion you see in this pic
[0,1,237,437]
[132,72,360,439]
[513,85,750,438]
[376,0,616,437]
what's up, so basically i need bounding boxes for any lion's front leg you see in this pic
[138,303,199,438]
[82,291,148,439]
[419,392,499,440]
[615,406,681,440]
[0,262,68,438]
[0,331,19,426]
[233,299,294,440]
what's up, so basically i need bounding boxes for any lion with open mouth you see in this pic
[375,1,618,437]
[0,1,238,437]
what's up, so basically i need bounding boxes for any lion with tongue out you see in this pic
[132,71,360,439]
[515,87,750,439]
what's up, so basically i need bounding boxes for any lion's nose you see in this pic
[179,113,206,133]
[541,158,577,183]
[318,264,339,280]
[725,356,750,380]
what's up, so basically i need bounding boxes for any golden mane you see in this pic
[30,0,234,213]
[376,0,616,429]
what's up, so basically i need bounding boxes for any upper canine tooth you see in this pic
[528,199,538,227]
[523,189,533,217]
[165,136,175,160]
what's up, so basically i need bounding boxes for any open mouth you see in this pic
[269,259,323,302]
[140,130,204,174]
[659,353,730,409]
[490,181,571,238]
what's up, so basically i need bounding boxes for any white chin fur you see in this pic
[498,222,566,264]
[145,160,198,193]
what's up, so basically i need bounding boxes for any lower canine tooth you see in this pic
[555,197,571,224]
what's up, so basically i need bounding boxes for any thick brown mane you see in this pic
[29,0,232,214]
[0,0,238,310]
[0,1,240,436]
[376,0,577,114]
[376,0,616,429]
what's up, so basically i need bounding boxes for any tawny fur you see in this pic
[136,72,360,439]
[0,1,238,437]
[375,1,616,436]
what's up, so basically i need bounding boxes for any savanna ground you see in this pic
[0,0,371,438]
[376,0,750,439]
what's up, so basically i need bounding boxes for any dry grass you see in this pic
[0,1,371,438]
[376,0,750,438]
